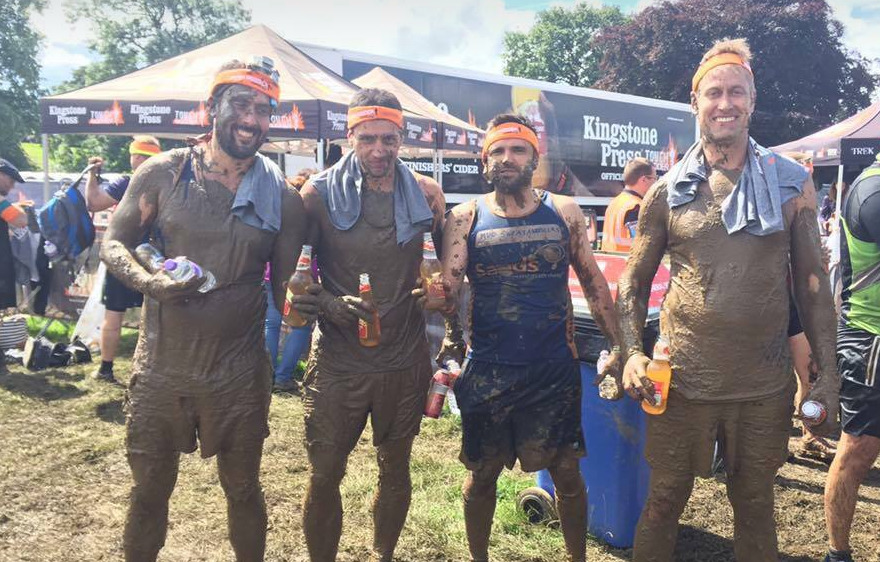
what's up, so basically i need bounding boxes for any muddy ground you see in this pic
[0,358,878,562]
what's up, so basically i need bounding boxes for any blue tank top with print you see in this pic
[466,191,575,365]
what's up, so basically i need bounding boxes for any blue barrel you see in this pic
[535,362,651,548]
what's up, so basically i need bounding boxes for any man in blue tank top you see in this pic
[442,114,624,562]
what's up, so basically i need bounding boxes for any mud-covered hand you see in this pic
[144,270,204,302]
[593,348,624,400]
[622,352,654,402]
[435,335,466,366]
[287,284,322,324]
[314,285,375,327]
[802,384,840,437]
[411,277,455,315]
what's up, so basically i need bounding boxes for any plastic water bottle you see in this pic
[597,348,622,400]
[135,243,166,273]
[163,257,216,293]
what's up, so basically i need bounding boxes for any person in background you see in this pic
[266,169,319,393]
[823,153,880,562]
[86,136,161,383]
[601,157,657,253]
[0,159,28,375]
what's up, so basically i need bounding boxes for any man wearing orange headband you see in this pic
[616,39,838,561]
[101,58,307,561]
[441,113,623,562]
[291,87,448,562]
[85,135,161,384]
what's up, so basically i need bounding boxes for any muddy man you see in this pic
[616,38,839,561]
[101,58,306,561]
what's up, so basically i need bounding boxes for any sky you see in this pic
[31,0,880,92]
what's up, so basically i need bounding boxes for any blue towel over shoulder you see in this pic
[665,138,809,236]
[311,151,433,245]
[230,153,284,233]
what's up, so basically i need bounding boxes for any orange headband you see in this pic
[129,140,161,157]
[692,53,753,92]
[482,123,539,158]
[211,69,280,105]
[347,106,404,130]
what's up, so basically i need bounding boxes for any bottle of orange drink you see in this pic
[642,336,671,415]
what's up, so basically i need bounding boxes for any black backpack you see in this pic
[37,165,96,263]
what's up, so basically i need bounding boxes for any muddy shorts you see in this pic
[103,271,144,312]
[456,358,584,472]
[838,324,880,438]
[644,384,794,478]
[302,359,433,454]
[125,374,271,459]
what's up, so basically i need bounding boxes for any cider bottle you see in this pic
[421,232,446,310]
[282,245,313,327]
[358,273,381,347]
[642,336,672,415]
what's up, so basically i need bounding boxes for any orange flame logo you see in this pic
[660,134,679,171]
[272,104,306,131]
[419,125,434,143]
[468,109,477,128]
[88,100,125,126]
[172,102,209,127]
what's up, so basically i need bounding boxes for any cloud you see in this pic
[246,0,535,74]
[831,1,880,63]
[41,44,92,68]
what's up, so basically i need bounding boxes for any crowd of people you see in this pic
[1,36,879,562]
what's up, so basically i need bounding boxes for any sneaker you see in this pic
[824,549,855,562]
[92,368,119,384]
[800,435,837,463]
[273,378,299,394]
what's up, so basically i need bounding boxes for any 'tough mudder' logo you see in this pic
[88,101,124,126]
[172,102,209,127]
[271,104,306,131]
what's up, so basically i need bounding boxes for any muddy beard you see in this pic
[488,160,536,194]
[216,123,265,159]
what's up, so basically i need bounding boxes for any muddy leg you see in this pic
[303,444,349,562]
[726,468,778,561]
[371,436,416,561]
[632,469,694,562]
[462,460,506,562]
[825,433,880,552]
[547,450,587,562]
[217,446,266,562]
[124,451,180,562]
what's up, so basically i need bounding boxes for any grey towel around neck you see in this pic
[665,138,808,236]
[230,153,283,233]
[311,151,434,245]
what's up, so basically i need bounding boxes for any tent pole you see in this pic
[41,134,50,203]
[835,164,844,222]
[317,139,325,170]
[438,150,444,188]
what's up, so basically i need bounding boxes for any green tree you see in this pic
[503,3,629,87]
[1,0,45,169]
[593,0,878,147]
[51,0,251,172]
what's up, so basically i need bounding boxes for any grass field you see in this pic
[2,325,880,562]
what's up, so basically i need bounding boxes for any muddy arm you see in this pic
[270,185,307,315]
[555,194,623,348]
[788,177,839,434]
[617,183,669,358]
[100,155,178,298]
[433,200,476,363]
